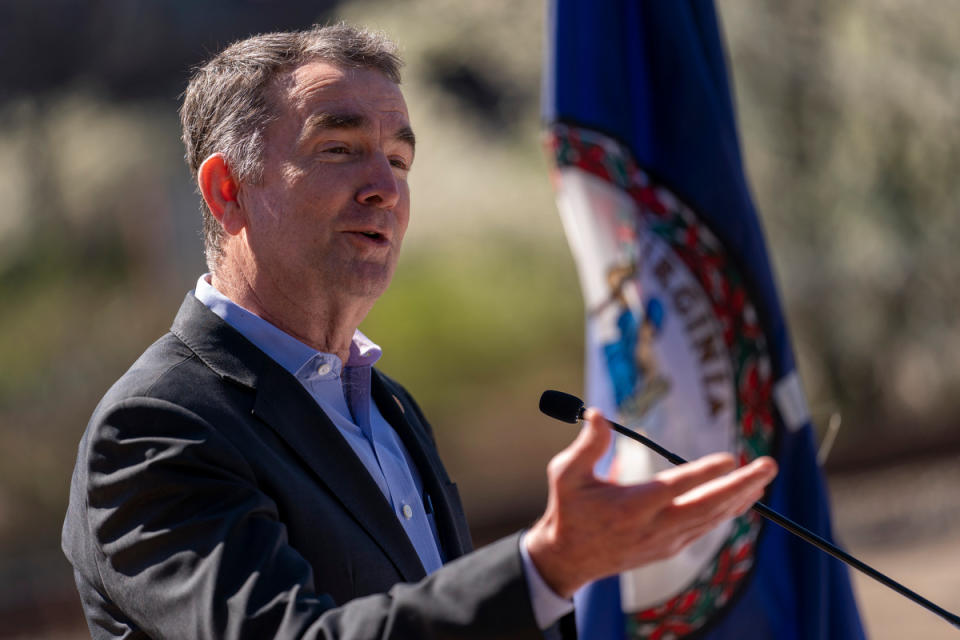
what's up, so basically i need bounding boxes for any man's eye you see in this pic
[390,158,410,171]
[325,146,350,154]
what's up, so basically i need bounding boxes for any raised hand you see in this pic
[525,408,778,599]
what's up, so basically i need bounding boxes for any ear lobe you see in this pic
[198,153,245,236]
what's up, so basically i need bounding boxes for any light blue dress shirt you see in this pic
[193,275,572,628]
[194,275,443,574]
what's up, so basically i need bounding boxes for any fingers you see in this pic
[579,408,614,465]
[634,456,776,562]
[662,477,769,558]
[654,452,737,499]
[547,408,612,489]
[657,456,777,540]
[672,456,777,509]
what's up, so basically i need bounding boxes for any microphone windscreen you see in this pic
[539,390,584,424]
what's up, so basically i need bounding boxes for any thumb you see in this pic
[549,408,612,488]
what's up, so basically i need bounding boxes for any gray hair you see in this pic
[180,22,403,271]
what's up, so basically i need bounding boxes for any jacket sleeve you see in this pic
[72,396,544,640]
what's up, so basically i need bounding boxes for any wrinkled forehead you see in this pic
[268,59,409,126]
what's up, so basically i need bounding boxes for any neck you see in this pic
[210,266,373,366]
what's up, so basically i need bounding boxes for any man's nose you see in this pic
[356,153,401,209]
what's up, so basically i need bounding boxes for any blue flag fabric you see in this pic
[543,2,865,638]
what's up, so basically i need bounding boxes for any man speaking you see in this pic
[62,23,776,639]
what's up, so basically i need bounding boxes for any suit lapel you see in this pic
[171,295,426,583]
[371,372,473,560]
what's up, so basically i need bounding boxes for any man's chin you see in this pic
[340,264,395,299]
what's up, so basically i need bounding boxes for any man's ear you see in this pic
[198,153,245,236]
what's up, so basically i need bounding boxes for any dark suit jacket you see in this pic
[62,294,551,639]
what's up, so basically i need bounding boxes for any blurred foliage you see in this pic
[0,0,959,611]
[719,0,960,460]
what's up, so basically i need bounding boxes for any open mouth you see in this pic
[347,230,389,245]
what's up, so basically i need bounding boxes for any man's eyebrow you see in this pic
[298,112,415,151]
[395,125,416,151]
[298,112,367,143]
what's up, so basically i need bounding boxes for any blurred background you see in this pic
[0,0,958,637]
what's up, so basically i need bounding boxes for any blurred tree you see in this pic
[720,0,960,464]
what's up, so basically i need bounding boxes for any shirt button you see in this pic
[317,363,332,376]
[402,504,413,520]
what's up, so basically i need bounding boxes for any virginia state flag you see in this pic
[543,2,865,638]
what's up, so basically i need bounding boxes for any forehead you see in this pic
[270,60,409,125]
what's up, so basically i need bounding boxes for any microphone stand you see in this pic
[539,390,960,630]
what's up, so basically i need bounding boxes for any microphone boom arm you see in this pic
[539,390,960,630]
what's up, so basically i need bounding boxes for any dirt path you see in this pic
[829,453,960,638]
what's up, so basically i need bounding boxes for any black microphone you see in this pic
[539,390,585,423]
[541,390,686,464]
[539,389,960,630]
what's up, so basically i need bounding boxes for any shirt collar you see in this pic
[193,273,382,377]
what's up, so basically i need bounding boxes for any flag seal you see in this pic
[549,122,776,638]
